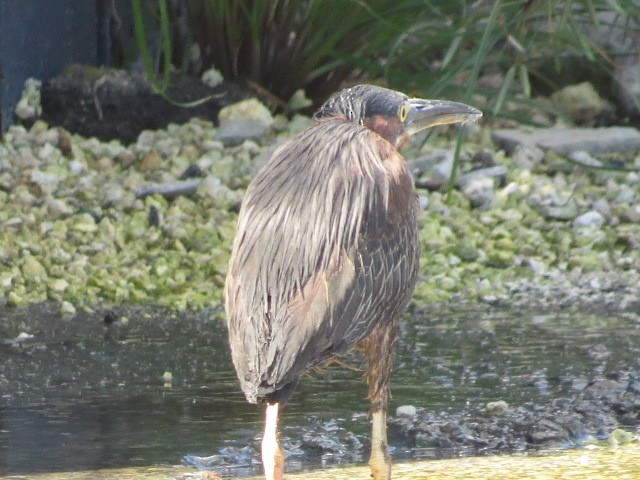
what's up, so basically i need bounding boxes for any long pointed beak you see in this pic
[404,99,482,135]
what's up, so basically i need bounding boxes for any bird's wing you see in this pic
[225,120,419,402]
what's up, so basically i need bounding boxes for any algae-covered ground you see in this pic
[0,111,639,314]
[1,443,639,479]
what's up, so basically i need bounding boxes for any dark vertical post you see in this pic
[0,0,101,131]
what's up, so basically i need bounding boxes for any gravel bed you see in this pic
[0,97,639,314]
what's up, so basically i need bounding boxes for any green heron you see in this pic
[225,84,481,479]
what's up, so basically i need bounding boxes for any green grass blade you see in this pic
[519,64,531,98]
[493,64,516,116]
[158,0,172,91]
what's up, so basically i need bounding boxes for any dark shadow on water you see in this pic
[0,303,638,476]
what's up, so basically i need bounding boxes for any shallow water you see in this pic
[0,303,638,477]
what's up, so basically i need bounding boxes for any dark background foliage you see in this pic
[132,0,640,119]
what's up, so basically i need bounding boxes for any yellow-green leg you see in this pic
[365,321,397,480]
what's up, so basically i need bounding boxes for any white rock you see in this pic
[616,185,635,203]
[527,258,547,276]
[201,68,224,88]
[572,210,605,228]
[625,172,639,184]
[155,137,181,157]
[136,130,156,153]
[60,301,77,316]
[47,198,73,217]
[15,78,42,120]
[219,98,273,128]
[485,400,509,416]
[15,98,37,120]
[396,405,417,417]
[512,143,544,169]
[69,159,87,175]
[30,170,60,190]
[37,143,58,162]
[287,89,312,110]
[201,139,224,152]
[462,177,495,208]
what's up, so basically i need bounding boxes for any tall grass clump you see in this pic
[133,0,640,117]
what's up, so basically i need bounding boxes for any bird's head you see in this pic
[314,84,482,149]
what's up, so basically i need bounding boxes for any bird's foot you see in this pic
[369,409,391,479]
[261,440,284,480]
[369,441,391,480]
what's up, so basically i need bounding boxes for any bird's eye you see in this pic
[398,104,408,122]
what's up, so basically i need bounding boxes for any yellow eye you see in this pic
[398,104,408,122]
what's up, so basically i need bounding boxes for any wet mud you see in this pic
[0,303,638,477]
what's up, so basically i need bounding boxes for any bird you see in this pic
[224,84,481,480]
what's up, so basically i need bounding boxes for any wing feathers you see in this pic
[225,119,419,402]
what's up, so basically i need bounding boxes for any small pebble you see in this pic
[485,400,509,416]
[59,301,77,316]
[572,210,605,228]
[139,150,163,172]
[201,68,224,88]
[396,405,417,417]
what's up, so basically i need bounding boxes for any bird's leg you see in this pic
[365,320,397,480]
[262,401,284,480]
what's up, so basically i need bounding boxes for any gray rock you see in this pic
[241,139,261,156]
[614,61,640,117]
[201,68,224,88]
[199,176,243,210]
[34,128,60,147]
[217,119,267,147]
[616,185,635,203]
[626,172,640,185]
[471,149,496,167]
[102,182,135,208]
[69,159,86,175]
[134,179,200,200]
[406,149,452,178]
[46,198,73,218]
[413,151,457,189]
[456,165,508,188]
[201,139,224,152]
[568,150,601,168]
[11,151,38,169]
[592,199,612,220]
[485,400,509,416]
[136,130,156,153]
[550,82,614,125]
[538,200,579,221]
[155,137,181,157]
[396,405,417,417]
[287,114,313,135]
[619,204,640,223]
[527,258,547,276]
[287,89,313,111]
[218,98,273,128]
[15,78,42,121]
[573,210,605,228]
[197,150,223,171]
[429,156,456,183]
[492,127,640,155]
[512,143,545,169]
[462,177,495,208]
[30,170,60,191]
